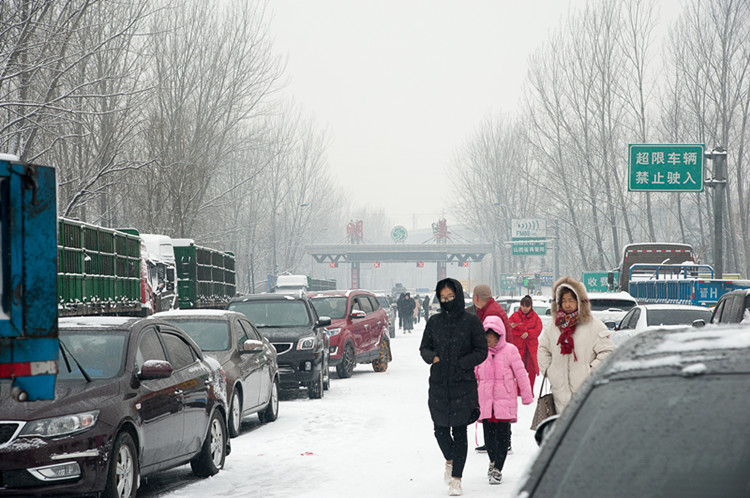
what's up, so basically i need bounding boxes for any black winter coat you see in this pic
[419,279,488,427]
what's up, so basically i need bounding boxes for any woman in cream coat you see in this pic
[537,276,614,413]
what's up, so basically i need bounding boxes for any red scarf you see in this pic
[555,309,579,360]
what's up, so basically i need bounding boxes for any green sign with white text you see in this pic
[628,144,704,192]
[512,242,546,256]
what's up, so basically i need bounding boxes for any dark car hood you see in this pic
[256,326,314,342]
[0,379,120,421]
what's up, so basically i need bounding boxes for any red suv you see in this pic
[308,290,391,378]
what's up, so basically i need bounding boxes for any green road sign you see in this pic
[628,144,704,192]
[582,271,617,292]
[512,241,546,256]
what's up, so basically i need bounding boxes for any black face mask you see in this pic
[439,298,455,313]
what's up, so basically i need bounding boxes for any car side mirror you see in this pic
[240,339,264,354]
[350,309,366,319]
[604,320,617,330]
[692,319,706,328]
[317,316,332,327]
[139,359,173,380]
[534,415,559,446]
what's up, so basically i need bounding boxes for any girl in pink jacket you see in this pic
[475,315,534,485]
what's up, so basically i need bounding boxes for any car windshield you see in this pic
[229,300,311,327]
[309,296,348,320]
[646,309,712,326]
[589,298,636,311]
[165,319,230,351]
[58,331,127,379]
[531,375,750,497]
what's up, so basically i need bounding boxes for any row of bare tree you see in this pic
[452,0,750,279]
[1,0,345,291]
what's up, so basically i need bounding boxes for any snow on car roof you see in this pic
[59,316,138,328]
[607,326,750,376]
[151,309,240,318]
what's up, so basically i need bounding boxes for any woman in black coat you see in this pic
[419,278,488,494]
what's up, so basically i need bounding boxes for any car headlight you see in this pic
[297,336,317,350]
[325,328,341,337]
[20,410,99,438]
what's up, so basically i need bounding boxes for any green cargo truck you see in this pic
[57,218,142,316]
[173,238,236,309]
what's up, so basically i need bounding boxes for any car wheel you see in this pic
[308,366,324,399]
[103,431,138,498]
[372,338,390,372]
[228,389,242,438]
[191,411,226,478]
[258,377,279,423]
[335,344,355,378]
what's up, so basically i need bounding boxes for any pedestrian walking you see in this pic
[414,295,422,324]
[472,285,512,343]
[420,278,487,496]
[397,293,406,330]
[422,294,431,320]
[509,295,543,392]
[471,284,513,452]
[475,315,533,485]
[538,276,615,413]
[402,293,416,333]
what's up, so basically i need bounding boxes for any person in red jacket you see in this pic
[472,285,512,343]
[508,295,543,391]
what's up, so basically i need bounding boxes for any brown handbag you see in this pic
[530,373,557,430]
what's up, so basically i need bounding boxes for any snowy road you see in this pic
[137,321,540,497]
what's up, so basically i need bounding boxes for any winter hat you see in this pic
[482,315,506,338]
[473,284,493,300]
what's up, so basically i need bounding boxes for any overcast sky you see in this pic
[268,0,681,231]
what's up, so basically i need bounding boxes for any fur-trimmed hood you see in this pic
[550,276,592,324]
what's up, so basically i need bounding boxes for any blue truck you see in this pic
[627,263,750,307]
[0,155,59,401]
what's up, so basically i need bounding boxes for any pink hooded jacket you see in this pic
[475,315,534,422]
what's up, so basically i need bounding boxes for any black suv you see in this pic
[710,289,750,324]
[227,294,330,399]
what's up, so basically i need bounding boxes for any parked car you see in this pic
[612,304,711,347]
[0,316,228,497]
[520,324,750,497]
[710,289,750,324]
[307,290,391,378]
[227,293,330,399]
[373,292,396,338]
[153,309,280,438]
[587,291,638,329]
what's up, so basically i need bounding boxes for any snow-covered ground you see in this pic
[138,320,540,497]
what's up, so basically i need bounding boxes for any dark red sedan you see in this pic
[0,316,229,497]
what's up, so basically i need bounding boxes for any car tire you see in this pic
[258,378,279,423]
[372,338,389,372]
[228,389,242,438]
[308,366,324,399]
[191,411,226,478]
[336,344,355,378]
[103,431,138,498]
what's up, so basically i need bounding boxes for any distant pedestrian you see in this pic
[475,315,533,485]
[414,295,422,324]
[423,294,431,320]
[509,295,543,392]
[402,293,416,333]
[538,277,615,413]
[397,293,406,329]
[420,278,487,496]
